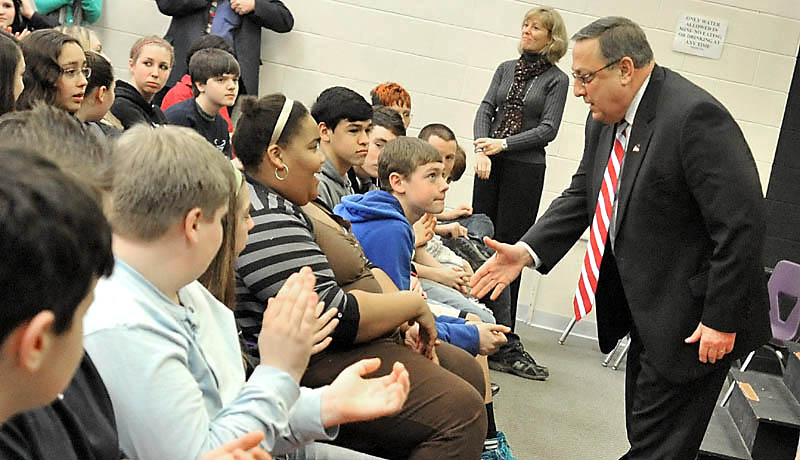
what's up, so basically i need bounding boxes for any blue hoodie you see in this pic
[336,191,414,290]
[336,191,479,355]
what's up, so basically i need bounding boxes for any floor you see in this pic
[491,324,630,460]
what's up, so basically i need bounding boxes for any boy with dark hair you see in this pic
[310,86,373,209]
[165,48,240,158]
[0,147,114,427]
[370,81,412,129]
[347,105,405,194]
[160,34,236,132]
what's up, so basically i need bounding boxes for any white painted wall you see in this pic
[90,0,799,333]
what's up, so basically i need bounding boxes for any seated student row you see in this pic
[0,27,525,460]
[0,105,412,460]
[0,86,502,460]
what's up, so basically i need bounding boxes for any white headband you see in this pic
[269,97,295,145]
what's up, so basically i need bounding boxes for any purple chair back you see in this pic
[767,260,800,341]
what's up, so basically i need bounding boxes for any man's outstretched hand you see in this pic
[470,237,532,300]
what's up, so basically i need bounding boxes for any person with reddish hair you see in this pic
[370,81,411,129]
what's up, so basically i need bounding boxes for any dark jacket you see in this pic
[10,0,58,34]
[110,80,168,130]
[164,98,231,157]
[156,0,293,96]
[0,354,122,460]
[523,65,770,383]
[473,57,568,164]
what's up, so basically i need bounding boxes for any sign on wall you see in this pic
[672,14,728,59]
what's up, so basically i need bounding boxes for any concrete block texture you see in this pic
[90,0,797,320]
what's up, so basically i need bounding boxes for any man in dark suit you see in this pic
[471,16,770,459]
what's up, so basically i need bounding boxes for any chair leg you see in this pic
[602,334,627,367]
[739,349,756,372]
[611,337,630,370]
[721,350,756,407]
[558,317,577,345]
[602,350,615,367]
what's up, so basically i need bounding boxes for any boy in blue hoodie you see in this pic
[335,138,510,355]
[336,137,517,460]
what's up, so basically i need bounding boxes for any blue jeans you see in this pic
[419,279,496,323]
[444,213,495,241]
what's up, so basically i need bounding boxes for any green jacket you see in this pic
[34,0,101,24]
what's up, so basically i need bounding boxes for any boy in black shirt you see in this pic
[165,48,240,158]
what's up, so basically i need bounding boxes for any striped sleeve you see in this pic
[235,195,359,348]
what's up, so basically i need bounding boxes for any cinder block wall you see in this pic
[91,0,800,335]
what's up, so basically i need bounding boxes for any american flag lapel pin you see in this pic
[632,144,640,152]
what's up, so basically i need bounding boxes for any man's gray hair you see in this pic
[572,16,653,67]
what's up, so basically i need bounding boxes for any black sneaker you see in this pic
[509,341,549,377]
[443,236,488,271]
[488,350,548,381]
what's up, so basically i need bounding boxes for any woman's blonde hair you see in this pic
[519,7,568,64]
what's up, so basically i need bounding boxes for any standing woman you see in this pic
[16,29,87,114]
[110,35,173,129]
[472,6,568,322]
[0,32,24,116]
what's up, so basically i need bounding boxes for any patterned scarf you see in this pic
[493,52,552,139]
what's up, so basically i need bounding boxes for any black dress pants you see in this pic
[621,326,729,460]
[472,157,546,328]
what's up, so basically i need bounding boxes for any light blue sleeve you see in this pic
[84,327,336,460]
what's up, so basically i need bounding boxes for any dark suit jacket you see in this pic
[523,65,771,383]
[156,0,293,96]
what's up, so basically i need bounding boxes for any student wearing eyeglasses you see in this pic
[16,29,88,114]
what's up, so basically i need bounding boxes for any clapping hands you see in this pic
[320,358,411,427]
[257,267,337,382]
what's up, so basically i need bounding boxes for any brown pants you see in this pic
[302,337,487,460]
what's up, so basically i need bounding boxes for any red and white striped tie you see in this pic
[573,122,628,321]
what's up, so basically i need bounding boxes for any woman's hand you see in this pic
[231,0,255,15]
[4,25,30,40]
[19,0,36,19]
[310,302,339,355]
[474,138,504,156]
[475,153,492,180]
